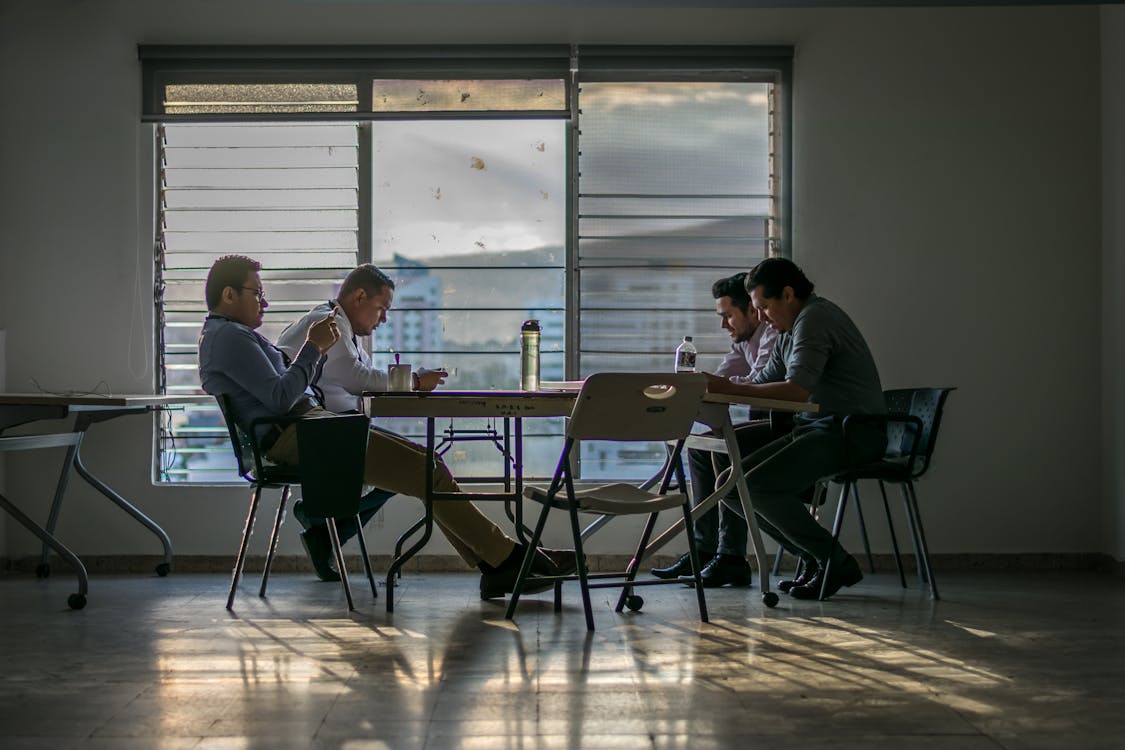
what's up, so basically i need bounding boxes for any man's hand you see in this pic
[307,310,340,355]
[703,371,737,394]
[413,367,448,392]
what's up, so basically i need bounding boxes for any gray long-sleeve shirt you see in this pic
[198,314,322,442]
[753,295,885,417]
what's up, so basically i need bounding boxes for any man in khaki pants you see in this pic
[198,255,575,600]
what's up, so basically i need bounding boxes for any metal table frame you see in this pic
[364,388,815,612]
[0,393,212,609]
[364,390,577,612]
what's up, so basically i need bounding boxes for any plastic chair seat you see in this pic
[524,483,688,516]
[832,457,912,483]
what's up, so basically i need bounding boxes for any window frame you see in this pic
[144,44,793,484]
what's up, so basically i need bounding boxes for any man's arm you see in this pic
[319,330,388,395]
[704,372,810,402]
[213,324,322,413]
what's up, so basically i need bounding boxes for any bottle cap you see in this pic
[522,319,541,331]
[684,335,693,341]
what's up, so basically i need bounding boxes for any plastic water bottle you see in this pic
[674,335,697,373]
[520,319,541,391]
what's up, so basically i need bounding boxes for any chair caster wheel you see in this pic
[68,593,87,610]
[762,591,779,608]
[35,563,50,579]
[625,594,644,612]
[155,563,171,577]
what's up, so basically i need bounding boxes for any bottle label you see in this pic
[676,349,697,371]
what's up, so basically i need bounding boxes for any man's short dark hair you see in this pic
[339,264,395,299]
[205,255,261,310]
[745,257,815,300]
[711,272,751,313]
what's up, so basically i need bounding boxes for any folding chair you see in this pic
[216,395,381,611]
[505,372,710,631]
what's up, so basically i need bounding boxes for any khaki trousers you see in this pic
[267,409,515,568]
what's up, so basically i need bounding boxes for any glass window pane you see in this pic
[372,79,565,112]
[164,84,358,114]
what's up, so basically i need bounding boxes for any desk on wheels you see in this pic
[364,390,577,612]
[0,393,212,609]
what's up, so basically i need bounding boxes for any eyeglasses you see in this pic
[238,286,267,303]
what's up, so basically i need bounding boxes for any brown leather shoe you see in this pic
[537,548,578,576]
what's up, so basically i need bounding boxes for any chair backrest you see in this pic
[568,372,708,442]
[884,387,955,478]
[295,414,371,520]
[215,394,257,481]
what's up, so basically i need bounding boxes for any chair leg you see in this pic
[771,546,785,576]
[568,503,596,631]
[614,511,660,613]
[227,485,263,610]
[504,498,553,621]
[899,484,927,585]
[851,483,876,574]
[327,519,355,612]
[259,485,290,598]
[354,515,378,600]
[878,481,908,588]
[904,482,940,600]
[819,482,851,601]
[681,501,709,623]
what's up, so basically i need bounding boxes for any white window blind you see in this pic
[157,122,360,482]
[576,81,777,478]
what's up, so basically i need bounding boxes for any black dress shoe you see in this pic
[681,553,753,588]
[480,546,572,600]
[790,555,862,600]
[299,528,340,582]
[777,560,820,593]
[651,552,709,580]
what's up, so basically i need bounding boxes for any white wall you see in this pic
[0,1,1104,561]
[1103,4,1125,564]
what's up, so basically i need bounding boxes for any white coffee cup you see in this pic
[387,363,413,392]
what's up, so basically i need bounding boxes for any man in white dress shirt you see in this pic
[651,272,781,587]
[277,264,447,579]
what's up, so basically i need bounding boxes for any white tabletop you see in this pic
[0,393,213,408]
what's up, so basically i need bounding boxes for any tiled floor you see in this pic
[0,568,1122,749]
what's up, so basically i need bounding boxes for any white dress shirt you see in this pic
[714,321,778,384]
[277,301,387,414]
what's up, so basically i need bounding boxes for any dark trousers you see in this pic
[720,419,886,567]
[687,420,776,557]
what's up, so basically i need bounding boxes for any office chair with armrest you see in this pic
[818,387,956,600]
[505,372,710,631]
[216,395,382,611]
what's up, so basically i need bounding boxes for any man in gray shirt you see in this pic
[704,258,886,600]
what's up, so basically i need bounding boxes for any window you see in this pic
[147,46,791,484]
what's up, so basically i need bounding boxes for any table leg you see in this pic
[37,441,80,578]
[385,417,438,613]
[721,421,776,605]
[1,491,88,609]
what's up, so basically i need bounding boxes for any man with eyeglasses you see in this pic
[198,255,576,599]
